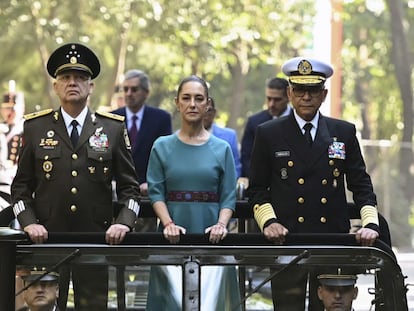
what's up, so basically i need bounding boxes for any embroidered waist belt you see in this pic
[167,191,219,202]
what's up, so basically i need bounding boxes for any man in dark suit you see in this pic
[240,77,291,188]
[18,269,60,311]
[112,69,172,231]
[11,43,141,311]
[249,57,379,311]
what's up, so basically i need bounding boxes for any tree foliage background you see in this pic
[0,0,413,248]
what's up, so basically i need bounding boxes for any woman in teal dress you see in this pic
[146,75,241,311]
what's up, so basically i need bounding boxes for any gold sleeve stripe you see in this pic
[360,205,379,227]
[253,203,277,232]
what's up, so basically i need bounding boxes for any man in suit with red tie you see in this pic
[249,57,379,311]
[112,69,172,231]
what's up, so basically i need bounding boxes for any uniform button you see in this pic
[329,160,334,166]
[12,141,18,147]
[298,197,305,204]
[333,168,340,177]
[321,197,327,204]
[288,161,294,167]
[298,217,305,223]
[72,153,78,160]
[45,173,51,180]
[71,187,78,194]
[44,155,49,160]
[298,178,305,185]
[104,221,108,225]
[70,205,77,212]
[320,217,327,223]
[321,179,328,185]
[72,170,78,177]
[99,156,103,162]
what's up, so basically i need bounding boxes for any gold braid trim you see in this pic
[253,203,277,232]
[360,205,379,227]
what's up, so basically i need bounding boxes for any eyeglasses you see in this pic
[123,86,141,93]
[292,87,324,98]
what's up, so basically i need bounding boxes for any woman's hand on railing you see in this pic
[163,222,186,244]
[205,222,228,244]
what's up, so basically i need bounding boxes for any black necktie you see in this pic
[70,120,79,147]
[303,123,313,146]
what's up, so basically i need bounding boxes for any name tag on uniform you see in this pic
[275,151,290,158]
[328,141,346,159]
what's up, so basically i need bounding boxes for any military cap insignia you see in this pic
[47,43,100,79]
[298,60,312,75]
[282,56,334,86]
[24,109,53,121]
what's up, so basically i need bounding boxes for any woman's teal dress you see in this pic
[146,133,241,311]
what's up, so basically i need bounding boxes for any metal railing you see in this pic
[0,199,408,311]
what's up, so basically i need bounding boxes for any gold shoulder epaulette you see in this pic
[24,109,53,121]
[96,111,125,122]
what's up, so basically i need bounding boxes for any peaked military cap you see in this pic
[21,267,59,283]
[282,57,333,87]
[47,43,100,79]
[317,267,358,287]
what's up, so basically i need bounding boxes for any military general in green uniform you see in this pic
[11,43,141,311]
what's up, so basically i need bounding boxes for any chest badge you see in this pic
[89,127,109,151]
[328,140,346,159]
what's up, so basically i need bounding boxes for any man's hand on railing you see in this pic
[105,223,130,245]
[24,223,48,244]
[355,227,379,247]
[263,222,289,245]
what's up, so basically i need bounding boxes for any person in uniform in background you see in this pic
[0,85,25,202]
[18,269,60,311]
[11,43,141,311]
[317,268,359,311]
[112,69,172,231]
[240,77,290,189]
[203,96,241,178]
[249,57,379,311]
[145,75,240,311]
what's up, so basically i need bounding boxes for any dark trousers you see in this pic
[270,267,324,311]
[58,265,108,311]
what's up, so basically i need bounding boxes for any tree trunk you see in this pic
[385,0,413,245]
